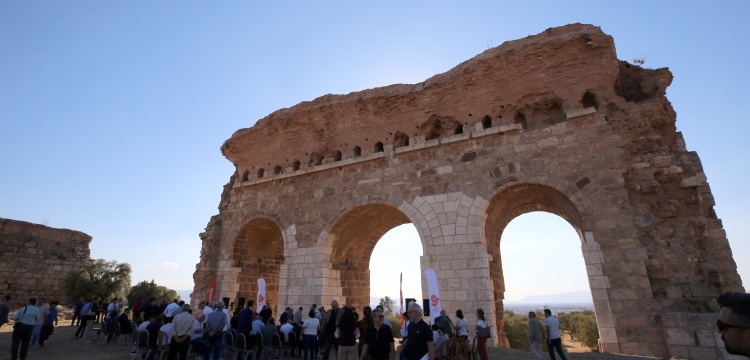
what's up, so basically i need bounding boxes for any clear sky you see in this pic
[1,2,747,302]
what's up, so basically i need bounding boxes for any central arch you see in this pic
[483,183,589,346]
[321,203,425,309]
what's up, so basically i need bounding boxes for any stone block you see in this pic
[666,328,694,346]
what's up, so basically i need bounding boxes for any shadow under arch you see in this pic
[322,203,425,309]
[483,183,586,346]
[232,217,285,309]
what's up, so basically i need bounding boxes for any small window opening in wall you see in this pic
[454,125,464,135]
[273,165,282,175]
[393,131,409,149]
[353,146,361,157]
[482,115,492,129]
[292,160,301,171]
[514,112,528,130]
[257,168,265,178]
[312,154,324,166]
[374,142,384,153]
[582,91,599,109]
[242,170,249,182]
[334,151,342,162]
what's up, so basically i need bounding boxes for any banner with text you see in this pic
[425,268,441,323]
[257,278,267,309]
[207,275,216,302]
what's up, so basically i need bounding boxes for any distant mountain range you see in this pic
[505,290,592,304]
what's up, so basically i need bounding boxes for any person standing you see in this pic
[320,300,342,360]
[454,310,468,340]
[396,302,434,360]
[433,310,454,338]
[170,304,194,360]
[527,312,544,360]
[0,295,10,328]
[293,306,303,324]
[336,307,359,360]
[71,297,84,327]
[302,309,320,360]
[717,292,750,358]
[357,306,372,356]
[360,308,395,360]
[39,301,59,346]
[544,309,567,360]
[11,297,41,360]
[75,297,97,338]
[204,300,227,360]
[475,309,489,360]
[30,298,49,349]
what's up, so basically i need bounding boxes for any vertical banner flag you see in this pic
[425,268,442,323]
[257,278,267,309]
[207,275,216,302]
[400,272,405,328]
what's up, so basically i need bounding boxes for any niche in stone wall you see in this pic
[420,114,461,141]
[393,131,409,149]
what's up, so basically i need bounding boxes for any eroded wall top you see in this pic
[221,24,625,176]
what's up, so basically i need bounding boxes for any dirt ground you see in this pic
[0,319,654,360]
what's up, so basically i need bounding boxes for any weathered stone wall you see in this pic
[0,218,91,307]
[194,24,743,359]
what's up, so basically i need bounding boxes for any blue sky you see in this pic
[1,2,747,302]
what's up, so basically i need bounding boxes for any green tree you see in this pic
[126,280,180,306]
[379,296,396,316]
[558,310,599,350]
[62,259,131,302]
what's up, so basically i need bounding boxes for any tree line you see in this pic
[61,258,179,305]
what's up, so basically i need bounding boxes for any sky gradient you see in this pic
[1,1,747,302]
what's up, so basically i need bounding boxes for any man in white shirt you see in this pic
[170,304,194,360]
[280,317,295,342]
[544,309,567,360]
[202,302,214,327]
[164,299,180,323]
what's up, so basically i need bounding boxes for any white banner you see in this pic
[425,268,441,323]
[257,278,267,309]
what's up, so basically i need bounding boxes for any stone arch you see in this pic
[231,217,285,310]
[480,180,618,349]
[319,202,428,308]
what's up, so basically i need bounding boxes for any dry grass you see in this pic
[0,319,654,360]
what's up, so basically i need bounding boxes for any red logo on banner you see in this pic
[258,294,265,303]
[431,294,440,307]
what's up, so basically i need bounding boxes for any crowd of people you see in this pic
[3,291,750,360]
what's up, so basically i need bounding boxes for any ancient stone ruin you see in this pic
[193,24,743,359]
[0,218,92,306]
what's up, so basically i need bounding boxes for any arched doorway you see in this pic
[322,204,425,309]
[369,224,423,313]
[232,218,285,310]
[484,184,597,346]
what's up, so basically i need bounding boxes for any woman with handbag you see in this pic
[475,309,489,360]
[335,307,360,360]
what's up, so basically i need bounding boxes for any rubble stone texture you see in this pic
[193,24,743,359]
[0,218,91,306]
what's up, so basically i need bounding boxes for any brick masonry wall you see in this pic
[0,218,91,308]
